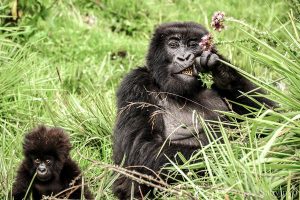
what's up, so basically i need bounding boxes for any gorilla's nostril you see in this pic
[185,54,191,60]
[176,56,185,62]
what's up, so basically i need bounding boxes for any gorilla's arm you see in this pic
[60,159,81,184]
[200,51,275,114]
[11,162,32,200]
[60,159,94,199]
[113,67,198,198]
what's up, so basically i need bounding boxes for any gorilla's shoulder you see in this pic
[60,158,81,180]
[117,66,154,107]
[122,66,151,85]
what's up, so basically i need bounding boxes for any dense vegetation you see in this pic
[0,0,299,199]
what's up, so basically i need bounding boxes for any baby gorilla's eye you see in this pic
[34,158,41,164]
[46,159,51,164]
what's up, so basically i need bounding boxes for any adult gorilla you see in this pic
[113,22,274,199]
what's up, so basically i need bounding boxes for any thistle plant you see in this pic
[199,33,214,51]
[207,11,273,48]
[211,11,226,32]
[198,34,214,88]
[210,11,267,36]
[197,10,277,90]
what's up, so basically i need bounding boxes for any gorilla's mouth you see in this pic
[176,64,197,77]
[37,174,51,182]
[36,171,51,181]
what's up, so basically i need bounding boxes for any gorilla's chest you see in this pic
[157,90,229,146]
[34,181,63,196]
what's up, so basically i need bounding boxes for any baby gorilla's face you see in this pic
[32,155,54,181]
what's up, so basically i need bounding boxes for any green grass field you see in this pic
[1,0,299,199]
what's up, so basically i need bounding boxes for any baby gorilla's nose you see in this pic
[37,164,47,174]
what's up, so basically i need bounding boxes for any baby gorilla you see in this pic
[12,125,93,200]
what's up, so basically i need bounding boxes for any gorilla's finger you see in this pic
[195,57,205,72]
[207,53,219,69]
[200,51,211,68]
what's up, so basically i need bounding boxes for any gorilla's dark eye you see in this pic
[168,40,180,48]
[188,40,198,48]
[46,159,51,164]
[34,158,41,164]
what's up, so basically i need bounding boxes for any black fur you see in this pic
[113,22,275,199]
[11,125,93,200]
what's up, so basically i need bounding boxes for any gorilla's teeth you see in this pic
[181,66,194,76]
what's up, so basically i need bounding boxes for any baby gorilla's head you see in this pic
[23,125,72,182]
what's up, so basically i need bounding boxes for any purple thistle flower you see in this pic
[199,33,213,51]
[211,11,226,32]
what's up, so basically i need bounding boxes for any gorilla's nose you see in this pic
[175,53,194,66]
[37,165,47,174]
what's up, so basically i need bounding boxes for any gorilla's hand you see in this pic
[195,51,219,72]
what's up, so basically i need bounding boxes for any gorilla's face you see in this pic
[147,22,209,96]
[31,155,57,182]
[166,34,200,82]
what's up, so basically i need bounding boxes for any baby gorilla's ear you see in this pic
[195,51,220,72]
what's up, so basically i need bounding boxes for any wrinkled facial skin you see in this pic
[32,156,54,182]
[147,23,209,97]
[166,34,202,80]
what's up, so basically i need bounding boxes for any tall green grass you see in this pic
[0,0,298,199]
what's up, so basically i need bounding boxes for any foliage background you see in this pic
[0,0,299,199]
